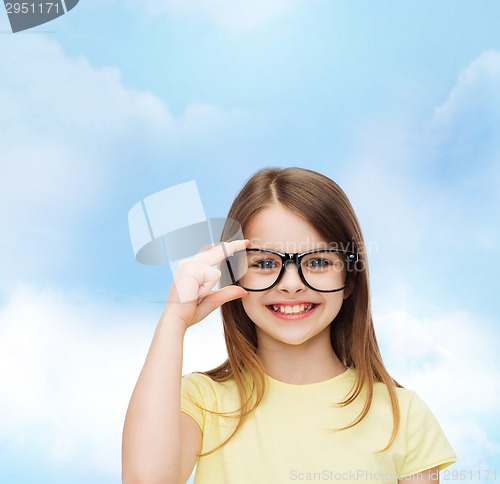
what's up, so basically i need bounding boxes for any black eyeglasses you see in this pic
[224,248,358,292]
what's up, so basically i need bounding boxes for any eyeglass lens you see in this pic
[226,250,348,291]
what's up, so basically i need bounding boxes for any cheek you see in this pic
[323,294,345,318]
[241,295,263,322]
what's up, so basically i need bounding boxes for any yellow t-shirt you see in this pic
[180,367,456,483]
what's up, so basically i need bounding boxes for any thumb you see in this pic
[196,286,248,320]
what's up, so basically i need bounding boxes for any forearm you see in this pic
[122,313,187,483]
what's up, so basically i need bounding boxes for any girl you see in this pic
[122,168,457,484]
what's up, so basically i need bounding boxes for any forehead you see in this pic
[244,205,328,252]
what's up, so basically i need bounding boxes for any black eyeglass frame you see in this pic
[225,248,359,293]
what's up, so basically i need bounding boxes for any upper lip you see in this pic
[266,300,320,306]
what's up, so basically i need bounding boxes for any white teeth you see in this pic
[271,304,314,314]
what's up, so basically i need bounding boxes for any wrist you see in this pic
[158,308,190,335]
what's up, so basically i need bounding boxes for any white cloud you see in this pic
[375,308,500,469]
[423,49,500,203]
[0,34,252,290]
[0,35,166,286]
[342,50,500,312]
[131,0,312,33]
[0,283,227,475]
[431,50,500,132]
[421,51,500,230]
[0,283,149,471]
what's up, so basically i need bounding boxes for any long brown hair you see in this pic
[197,167,402,456]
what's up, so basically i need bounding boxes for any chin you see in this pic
[257,326,322,347]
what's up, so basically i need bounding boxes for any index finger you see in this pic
[194,239,249,266]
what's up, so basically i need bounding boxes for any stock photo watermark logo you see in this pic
[128,180,245,303]
[3,0,78,33]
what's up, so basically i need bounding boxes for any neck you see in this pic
[256,327,346,385]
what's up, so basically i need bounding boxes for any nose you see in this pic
[276,262,306,293]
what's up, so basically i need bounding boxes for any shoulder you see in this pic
[368,376,444,429]
[394,385,419,409]
[181,371,215,386]
[394,387,446,430]
[389,385,440,423]
[371,379,440,420]
[182,371,237,389]
[181,372,239,407]
[369,374,423,407]
[181,372,220,397]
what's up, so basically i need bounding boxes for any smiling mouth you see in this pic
[267,303,319,315]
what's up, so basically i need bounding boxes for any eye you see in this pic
[306,258,331,268]
[253,259,279,270]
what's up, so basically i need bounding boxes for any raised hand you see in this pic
[162,239,249,329]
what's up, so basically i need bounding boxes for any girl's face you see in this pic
[241,204,346,349]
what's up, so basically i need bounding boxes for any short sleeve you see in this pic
[180,373,208,434]
[399,392,457,477]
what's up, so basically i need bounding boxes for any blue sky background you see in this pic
[0,1,499,482]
